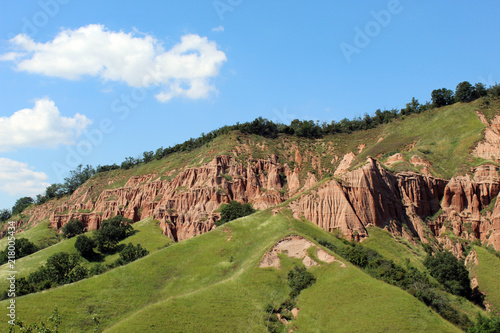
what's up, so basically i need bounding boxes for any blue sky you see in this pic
[0,0,499,210]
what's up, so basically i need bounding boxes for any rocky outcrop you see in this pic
[291,158,447,242]
[427,165,500,249]
[334,152,356,176]
[42,155,294,241]
[473,112,500,162]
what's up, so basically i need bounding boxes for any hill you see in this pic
[1,95,500,331]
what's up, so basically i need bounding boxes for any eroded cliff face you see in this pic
[289,158,500,251]
[30,155,296,241]
[290,158,447,242]
[10,108,500,251]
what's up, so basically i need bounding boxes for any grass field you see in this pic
[358,100,487,178]
[0,217,171,292]
[0,211,466,332]
[0,220,59,250]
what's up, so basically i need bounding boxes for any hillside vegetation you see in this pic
[0,210,470,332]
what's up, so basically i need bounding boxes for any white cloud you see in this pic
[212,25,224,32]
[0,98,92,152]
[0,158,49,196]
[2,24,227,102]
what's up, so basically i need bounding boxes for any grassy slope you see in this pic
[358,100,490,178]
[0,211,461,332]
[0,219,59,250]
[472,246,500,314]
[0,218,171,291]
[362,227,486,322]
[363,226,427,270]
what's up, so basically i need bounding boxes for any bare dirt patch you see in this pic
[259,235,345,268]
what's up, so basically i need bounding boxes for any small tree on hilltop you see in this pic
[455,81,478,103]
[0,209,11,222]
[431,88,454,108]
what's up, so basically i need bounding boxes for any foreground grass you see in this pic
[0,210,467,332]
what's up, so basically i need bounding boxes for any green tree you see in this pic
[455,81,478,103]
[402,97,421,115]
[63,164,96,194]
[0,208,11,221]
[475,83,488,98]
[75,235,96,259]
[45,252,88,284]
[0,238,38,264]
[424,251,471,298]
[215,201,255,226]
[45,183,65,199]
[12,196,34,216]
[116,243,149,264]
[94,215,133,252]
[61,219,85,238]
[431,88,454,107]
[142,150,154,163]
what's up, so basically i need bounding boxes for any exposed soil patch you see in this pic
[259,235,345,268]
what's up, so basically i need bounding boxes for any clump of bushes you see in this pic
[0,238,38,264]
[94,215,134,253]
[315,237,472,330]
[62,218,85,238]
[215,201,255,227]
[288,265,316,298]
[264,265,316,332]
[1,252,89,299]
[114,243,149,266]
[467,314,500,333]
[423,250,471,298]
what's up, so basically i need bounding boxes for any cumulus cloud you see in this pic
[0,158,49,196]
[212,25,224,32]
[2,24,227,102]
[0,98,92,152]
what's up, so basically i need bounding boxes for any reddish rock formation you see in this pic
[291,158,447,241]
[334,152,356,176]
[473,112,500,162]
[18,155,291,242]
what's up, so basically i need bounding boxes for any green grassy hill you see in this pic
[0,210,474,332]
[2,98,500,332]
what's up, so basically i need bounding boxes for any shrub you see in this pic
[288,265,316,298]
[215,201,255,227]
[115,243,149,265]
[424,251,472,298]
[89,263,107,276]
[75,235,96,259]
[62,219,85,238]
[467,314,500,333]
[0,238,38,264]
[94,215,133,252]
